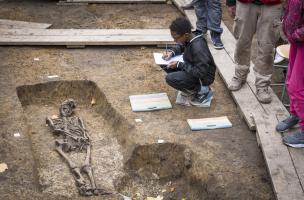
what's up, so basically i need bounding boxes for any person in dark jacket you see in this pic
[161,17,216,107]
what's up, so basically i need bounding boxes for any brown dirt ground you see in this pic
[0,0,277,199]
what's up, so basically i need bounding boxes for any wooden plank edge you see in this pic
[66,45,86,48]
[0,42,175,46]
[0,19,52,29]
[58,0,166,4]
[171,0,186,14]
[57,1,88,5]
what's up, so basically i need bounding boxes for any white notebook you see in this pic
[187,116,232,130]
[153,53,184,65]
[129,93,172,112]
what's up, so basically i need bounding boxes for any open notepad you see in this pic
[153,53,184,65]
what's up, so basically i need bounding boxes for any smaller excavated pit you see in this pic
[115,143,205,200]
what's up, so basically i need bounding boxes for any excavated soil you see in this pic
[0,0,276,199]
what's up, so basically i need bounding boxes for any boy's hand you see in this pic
[167,61,178,69]
[162,51,173,61]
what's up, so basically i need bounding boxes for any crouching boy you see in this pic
[162,17,216,107]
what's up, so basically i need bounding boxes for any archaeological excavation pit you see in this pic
[16,80,133,197]
[16,80,206,199]
[115,143,206,199]
[0,1,280,199]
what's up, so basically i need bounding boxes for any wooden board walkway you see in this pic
[58,0,166,4]
[0,19,52,29]
[174,2,304,199]
[0,29,174,46]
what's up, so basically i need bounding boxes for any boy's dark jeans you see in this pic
[160,65,201,94]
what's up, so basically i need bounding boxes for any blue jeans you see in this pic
[193,0,223,34]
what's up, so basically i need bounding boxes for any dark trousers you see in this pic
[160,65,201,94]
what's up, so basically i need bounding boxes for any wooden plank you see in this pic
[184,10,197,30]
[57,1,88,5]
[66,45,86,48]
[220,13,304,200]
[255,115,304,200]
[60,0,166,3]
[180,5,304,199]
[224,6,304,186]
[0,29,171,35]
[208,41,258,130]
[184,10,256,130]
[171,0,187,14]
[276,115,304,191]
[0,19,52,29]
[0,29,174,46]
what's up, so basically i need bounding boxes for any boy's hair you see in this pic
[169,17,192,35]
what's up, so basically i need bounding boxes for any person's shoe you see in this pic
[256,87,272,104]
[192,29,207,37]
[181,1,194,9]
[190,90,214,107]
[211,31,224,50]
[228,76,246,91]
[283,131,304,148]
[276,115,299,133]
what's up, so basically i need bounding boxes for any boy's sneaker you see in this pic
[211,31,224,50]
[276,115,299,132]
[283,131,304,148]
[190,90,213,107]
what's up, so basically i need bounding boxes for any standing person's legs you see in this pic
[207,0,224,49]
[228,2,258,91]
[206,0,222,33]
[287,44,299,118]
[254,4,282,103]
[282,44,304,147]
[275,44,299,132]
[193,0,207,34]
[287,45,304,130]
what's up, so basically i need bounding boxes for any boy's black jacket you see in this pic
[170,34,216,85]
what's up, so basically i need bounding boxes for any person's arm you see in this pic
[291,26,304,42]
[162,43,184,60]
[176,43,214,79]
[170,43,184,56]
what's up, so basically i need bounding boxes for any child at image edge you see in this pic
[161,17,216,107]
[276,0,304,148]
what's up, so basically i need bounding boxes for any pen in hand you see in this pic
[163,44,171,61]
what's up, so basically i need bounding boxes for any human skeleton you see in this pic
[46,99,109,196]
